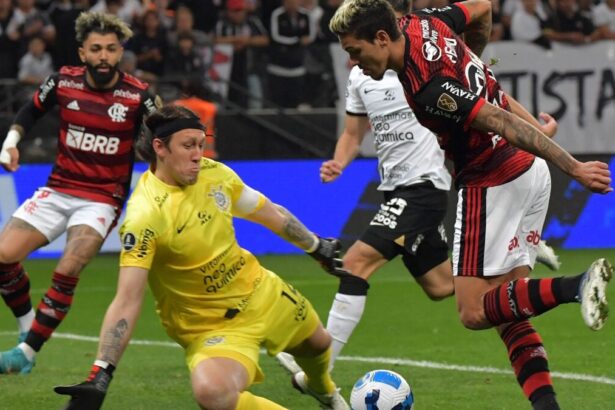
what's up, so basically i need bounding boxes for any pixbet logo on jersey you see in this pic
[66,124,120,154]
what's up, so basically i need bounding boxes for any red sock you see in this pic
[500,321,555,404]
[27,272,79,351]
[483,276,581,325]
[0,262,32,317]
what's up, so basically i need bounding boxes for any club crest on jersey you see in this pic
[209,186,230,211]
[122,232,136,251]
[204,336,225,346]
[108,102,129,122]
[422,41,442,62]
[437,93,457,112]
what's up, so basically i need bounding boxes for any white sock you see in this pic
[18,342,36,362]
[326,293,366,371]
[17,309,34,334]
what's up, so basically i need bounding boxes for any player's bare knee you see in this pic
[0,246,19,265]
[424,282,454,301]
[192,381,238,410]
[458,308,488,330]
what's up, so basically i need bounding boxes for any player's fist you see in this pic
[0,147,19,172]
[55,364,113,410]
[307,236,349,277]
[320,160,342,183]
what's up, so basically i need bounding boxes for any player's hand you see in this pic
[320,160,342,183]
[572,160,612,194]
[54,365,113,410]
[307,236,349,277]
[0,147,19,172]
[538,112,557,138]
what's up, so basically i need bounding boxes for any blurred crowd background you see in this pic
[1,0,615,159]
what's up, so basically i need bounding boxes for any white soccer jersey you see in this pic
[345,66,451,191]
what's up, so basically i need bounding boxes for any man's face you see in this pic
[340,32,389,81]
[79,32,123,88]
[156,129,205,186]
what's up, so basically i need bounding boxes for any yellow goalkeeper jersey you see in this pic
[118,158,267,340]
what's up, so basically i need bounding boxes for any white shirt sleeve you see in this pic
[345,66,367,115]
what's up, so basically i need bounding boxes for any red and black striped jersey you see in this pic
[32,66,158,207]
[397,4,534,188]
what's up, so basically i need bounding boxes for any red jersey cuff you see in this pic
[464,97,486,131]
[455,2,471,25]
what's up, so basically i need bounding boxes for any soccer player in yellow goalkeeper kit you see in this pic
[53,105,350,410]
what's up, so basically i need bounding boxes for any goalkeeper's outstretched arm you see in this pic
[54,266,148,410]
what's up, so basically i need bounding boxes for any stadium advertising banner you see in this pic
[0,159,613,258]
[332,41,615,154]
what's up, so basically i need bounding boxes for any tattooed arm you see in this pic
[458,0,492,57]
[242,197,318,250]
[471,103,613,194]
[96,266,149,365]
[243,197,346,275]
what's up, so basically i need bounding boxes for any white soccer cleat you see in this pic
[275,352,349,410]
[579,258,613,331]
[536,240,561,271]
[291,371,350,410]
[276,351,302,375]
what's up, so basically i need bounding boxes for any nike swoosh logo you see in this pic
[363,88,376,94]
[177,223,188,234]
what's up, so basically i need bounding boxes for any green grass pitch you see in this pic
[1,249,614,409]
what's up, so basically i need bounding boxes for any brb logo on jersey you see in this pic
[66,124,120,154]
[108,102,129,122]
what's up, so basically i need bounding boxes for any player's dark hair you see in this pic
[387,0,411,14]
[75,11,133,44]
[137,105,202,163]
[329,0,400,42]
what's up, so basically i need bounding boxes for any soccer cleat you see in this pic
[579,258,613,331]
[536,240,561,271]
[0,347,34,375]
[291,371,350,410]
[276,352,349,410]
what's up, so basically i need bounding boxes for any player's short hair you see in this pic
[329,0,400,41]
[75,11,133,44]
[387,0,411,14]
[138,105,204,163]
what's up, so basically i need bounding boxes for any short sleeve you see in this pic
[415,4,468,34]
[33,73,59,111]
[413,76,485,131]
[118,208,161,270]
[345,66,367,116]
[217,163,266,216]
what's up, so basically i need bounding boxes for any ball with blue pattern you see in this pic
[350,369,414,410]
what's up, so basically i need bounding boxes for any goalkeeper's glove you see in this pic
[54,362,115,410]
[307,236,349,277]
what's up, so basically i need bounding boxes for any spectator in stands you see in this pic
[592,0,615,39]
[90,0,143,24]
[169,0,218,35]
[165,32,206,92]
[17,35,53,87]
[578,0,595,20]
[544,0,598,43]
[215,0,269,108]
[167,5,210,49]
[119,49,158,82]
[510,0,551,47]
[267,0,315,108]
[151,0,175,30]
[7,0,56,58]
[48,0,89,68]
[502,0,552,39]
[127,9,168,77]
[0,0,18,79]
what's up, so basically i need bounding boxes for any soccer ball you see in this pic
[350,369,414,410]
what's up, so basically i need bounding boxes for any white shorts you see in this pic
[12,187,119,242]
[452,158,551,277]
